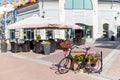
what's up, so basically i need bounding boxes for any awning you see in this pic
[6,15,81,30]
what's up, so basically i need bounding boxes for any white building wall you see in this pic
[39,0,66,39]
[98,2,120,38]
[8,0,120,40]
[92,0,99,39]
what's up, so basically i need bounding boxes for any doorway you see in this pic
[103,23,109,38]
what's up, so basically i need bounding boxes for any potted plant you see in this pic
[42,41,51,55]
[36,35,41,41]
[87,54,99,67]
[1,40,7,52]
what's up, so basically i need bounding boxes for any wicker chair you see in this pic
[10,42,21,53]
[49,39,56,53]
[33,41,43,53]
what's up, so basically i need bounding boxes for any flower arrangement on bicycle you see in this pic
[73,53,100,65]
[60,40,70,52]
[73,53,85,62]
[87,53,100,66]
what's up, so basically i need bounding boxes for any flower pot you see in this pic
[1,42,7,52]
[71,61,86,73]
[43,44,50,55]
[71,61,79,71]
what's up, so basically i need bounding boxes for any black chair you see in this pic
[30,40,34,50]
[25,40,30,52]
[21,43,28,52]
[33,41,43,53]
[10,42,21,53]
[56,39,63,49]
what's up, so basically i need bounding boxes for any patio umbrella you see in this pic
[6,15,80,30]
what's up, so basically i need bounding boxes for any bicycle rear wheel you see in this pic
[58,57,71,74]
[85,52,102,74]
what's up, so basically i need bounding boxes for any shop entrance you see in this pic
[103,23,109,38]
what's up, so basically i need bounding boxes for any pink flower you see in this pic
[60,40,70,49]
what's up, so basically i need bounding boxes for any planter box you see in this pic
[43,44,50,55]
[71,61,79,71]
[1,42,7,52]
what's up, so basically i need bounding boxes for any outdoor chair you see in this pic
[10,42,21,53]
[21,43,28,52]
[33,41,43,53]
[49,39,56,53]
[25,40,30,52]
[30,40,34,50]
[56,39,63,49]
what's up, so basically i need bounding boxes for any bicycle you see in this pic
[57,45,102,74]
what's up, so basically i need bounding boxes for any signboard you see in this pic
[15,31,19,38]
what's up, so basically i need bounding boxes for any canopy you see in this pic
[6,15,80,30]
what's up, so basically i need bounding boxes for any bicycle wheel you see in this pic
[58,57,71,74]
[51,52,66,70]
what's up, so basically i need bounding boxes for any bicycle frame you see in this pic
[65,46,91,69]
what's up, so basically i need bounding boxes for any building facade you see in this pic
[6,0,120,41]
[98,0,120,40]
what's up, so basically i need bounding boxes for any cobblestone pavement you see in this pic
[0,41,120,80]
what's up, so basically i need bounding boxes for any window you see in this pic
[84,0,93,9]
[10,30,15,40]
[73,0,83,9]
[64,0,72,9]
[65,0,93,10]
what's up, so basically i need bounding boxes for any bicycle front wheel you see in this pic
[58,57,71,74]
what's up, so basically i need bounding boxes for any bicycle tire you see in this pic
[51,52,68,69]
[58,57,71,74]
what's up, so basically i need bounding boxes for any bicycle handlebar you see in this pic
[69,45,90,51]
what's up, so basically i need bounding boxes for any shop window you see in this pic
[10,30,15,40]
[24,29,34,40]
[46,30,53,39]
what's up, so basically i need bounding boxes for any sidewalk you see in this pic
[0,41,120,80]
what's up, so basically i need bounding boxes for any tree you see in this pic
[0,16,5,40]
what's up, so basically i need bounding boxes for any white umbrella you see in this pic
[6,16,80,30]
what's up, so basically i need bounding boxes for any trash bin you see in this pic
[111,36,115,41]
